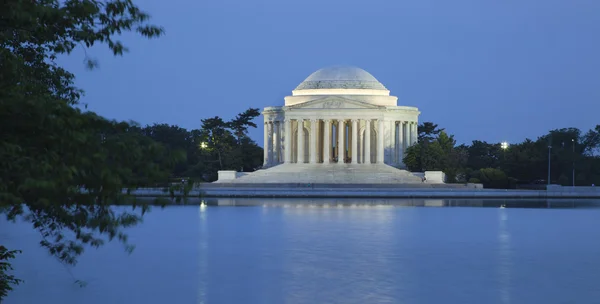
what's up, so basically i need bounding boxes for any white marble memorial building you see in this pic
[215,66,440,184]
[262,66,419,167]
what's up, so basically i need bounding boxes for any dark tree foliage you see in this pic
[417,122,444,142]
[132,109,264,183]
[404,122,600,188]
[195,108,263,180]
[228,108,261,144]
[466,141,502,169]
[0,246,23,300]
[139,124,190,177]
[405,125,464,177]
[200,117,232,170]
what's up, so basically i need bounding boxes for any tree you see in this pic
[404,124,458,174]
[196,111,263,180]
[200,116,233,169]
[419,141,446,170]
[1,0,165,299]
[544,127,600,185]
[581,125,600,155]
[417,122,444,142]
[471,168,508,189]
[447,145,469,182]
[466,141,501,170]
[500,139,544,183]
[238,137,264,172]
[140,124,190,177]
[228,108,261,144]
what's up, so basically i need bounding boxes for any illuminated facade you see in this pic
[262,66,420,167]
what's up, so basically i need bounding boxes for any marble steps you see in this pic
[223,164,424,184]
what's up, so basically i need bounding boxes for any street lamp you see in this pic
[572,139,575,187]
[547,145,552,185]
[500,141,509,161]
[200,142,208,149]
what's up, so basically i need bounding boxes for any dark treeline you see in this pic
[136,108,264,183]
[405,122,600,188]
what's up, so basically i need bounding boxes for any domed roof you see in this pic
[294,66,387,91]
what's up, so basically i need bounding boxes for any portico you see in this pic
[263,116,418,166]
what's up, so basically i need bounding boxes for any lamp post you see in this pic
[547,145,552,185]
[572,139,575,187]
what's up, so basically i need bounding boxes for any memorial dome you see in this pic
[294,66,388,91]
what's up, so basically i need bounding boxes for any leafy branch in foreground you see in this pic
[0,246,23,300]
[1,0,167,300]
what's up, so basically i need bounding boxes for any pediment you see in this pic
[288,96,382,109]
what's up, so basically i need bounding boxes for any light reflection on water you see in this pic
[197,202,207,304]
[3,198,600,304]
[199,197,597,209]
[498,208,511,304]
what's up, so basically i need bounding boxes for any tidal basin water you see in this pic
[4,198,600,304]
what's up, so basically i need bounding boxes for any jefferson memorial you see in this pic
[217,66,441,184]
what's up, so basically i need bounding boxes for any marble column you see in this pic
[267,122,274,165]
[405,122,410,150]
[310,119,318,164]
[398,121,404,165]
[412,122,418,146]
[406,122,410,146]
[408,122,414,146]
[323,119,331,164]
[357,123,362,163]
[263,121,269,166]
[273,121,280,163]
[387,120,394,165]
[365,119,371,164]
[407,122,412,146]
[351,119,358,164]
[297,119,305,163]
[393,122,398,164]
[377,119,384,164]
[337,119,345,163]
[284,119,292,163]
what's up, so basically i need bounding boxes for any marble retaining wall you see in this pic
[129,184,600,199]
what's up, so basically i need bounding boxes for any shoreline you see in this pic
[130,184,600,199]
[131,196,600,209]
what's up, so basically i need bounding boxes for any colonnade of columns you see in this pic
[263,118,418,167]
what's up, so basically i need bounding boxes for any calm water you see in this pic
[3,198,600,304]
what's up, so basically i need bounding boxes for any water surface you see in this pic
[3,198,600,304]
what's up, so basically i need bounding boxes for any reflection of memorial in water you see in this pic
[197,201,288,303]
[185,197,595,209]
[205,198,511,208]
[207,197,458,208]
[273,197,410,302]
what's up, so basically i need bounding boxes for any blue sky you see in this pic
[61,0,600,146]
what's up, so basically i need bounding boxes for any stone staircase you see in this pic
[215,163,425,184]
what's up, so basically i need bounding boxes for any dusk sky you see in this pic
[60,0,600,146]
